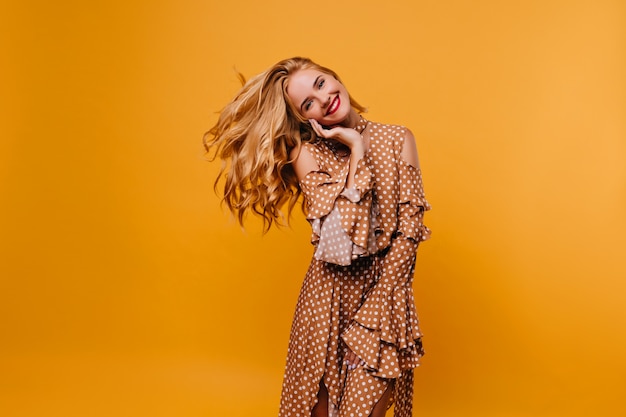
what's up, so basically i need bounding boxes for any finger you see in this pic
[347,353,360,370]
[310,119,324,131]
[311,119,341,140]
[309,119,326,138]
[345,350,360,367]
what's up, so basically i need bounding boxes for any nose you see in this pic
[317,94,331,109]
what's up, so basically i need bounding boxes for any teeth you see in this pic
[328,97,338,114]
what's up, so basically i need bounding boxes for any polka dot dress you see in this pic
[279,117,431,417]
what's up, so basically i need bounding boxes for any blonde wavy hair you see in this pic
[204,57,366,231]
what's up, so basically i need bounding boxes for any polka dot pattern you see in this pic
[279,117,430,417]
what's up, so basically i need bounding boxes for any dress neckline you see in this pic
[353,115,369,134]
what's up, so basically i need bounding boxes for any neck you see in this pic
[340,108,360,128]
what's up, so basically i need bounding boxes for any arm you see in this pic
[291,136,375,262]
[341,128,428,375]
[308,119,366,188]
[289,133,365,191]
[376,127,428,285]
[290,142,319,181]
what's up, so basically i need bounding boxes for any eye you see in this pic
[304,100,313,111]
[318,79,325,89]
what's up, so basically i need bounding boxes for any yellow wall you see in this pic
[1,0,625,416]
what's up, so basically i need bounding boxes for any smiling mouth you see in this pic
[326,95,340,116]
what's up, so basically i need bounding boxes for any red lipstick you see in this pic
[326,95,340,116]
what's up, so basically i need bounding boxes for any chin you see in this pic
[329,112,350,126]
[322,111,349,127]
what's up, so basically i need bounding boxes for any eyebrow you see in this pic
[300,75,322,111]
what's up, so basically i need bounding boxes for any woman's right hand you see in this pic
[344,347,365,371]
[309,119,365,153]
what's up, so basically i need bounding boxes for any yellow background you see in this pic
[1,0,625,416]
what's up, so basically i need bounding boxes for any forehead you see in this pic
[287,69,324,102]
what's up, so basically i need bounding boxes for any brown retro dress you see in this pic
[279,117,431,417]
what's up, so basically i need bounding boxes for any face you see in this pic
[286,68,352,127]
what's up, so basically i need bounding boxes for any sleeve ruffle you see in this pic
[300,156,376,262]
[300,156,373,220]
[397,160,432,242]
[341,282,424,378]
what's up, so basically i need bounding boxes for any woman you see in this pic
[205,57,430,417]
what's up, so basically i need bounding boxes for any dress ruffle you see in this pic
[300,147,377,264]
[397,160,432,242]
[300,150,373,221]
[342,285,424,378]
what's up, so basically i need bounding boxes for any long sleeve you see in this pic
[341,160,430,378]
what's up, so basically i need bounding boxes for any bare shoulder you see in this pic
[289,143,320,181]
[399,126,420,169]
